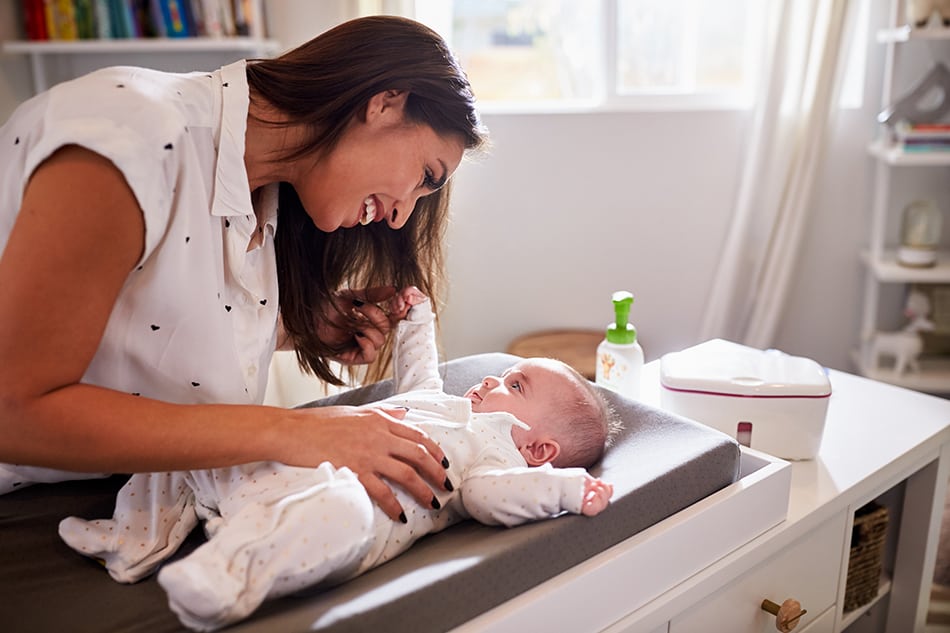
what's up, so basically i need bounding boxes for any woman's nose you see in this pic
[386,193,421,229]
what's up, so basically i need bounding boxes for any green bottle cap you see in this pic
[605,291,637,344]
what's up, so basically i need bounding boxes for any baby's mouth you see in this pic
[360,196,377,225]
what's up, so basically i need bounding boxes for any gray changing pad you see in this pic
[0,353,739,633]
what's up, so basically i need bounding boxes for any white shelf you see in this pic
[2,37,281,55]
[2,33,281,93]
[860,250,950,283]
[867,141,950,166]
[877,25,950,43]
[851,349,950,394]
[841,576,893,629]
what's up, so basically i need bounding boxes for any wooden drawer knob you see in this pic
[761,598,807,632]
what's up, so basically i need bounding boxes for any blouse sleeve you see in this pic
[23,68,187,265]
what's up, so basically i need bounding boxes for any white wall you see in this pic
[0,0,939,382]
[442,109,745,363]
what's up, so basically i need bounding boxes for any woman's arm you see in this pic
[0,146,446,520]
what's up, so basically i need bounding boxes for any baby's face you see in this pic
[463,359,575,435]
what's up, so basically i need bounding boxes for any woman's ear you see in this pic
[519,439,561,467]
[365,90,408,123]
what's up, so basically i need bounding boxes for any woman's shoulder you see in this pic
[46,66,207,139]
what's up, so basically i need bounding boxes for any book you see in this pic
[198,0,224,37]
[74,0,96,38]
[895,120,950,141]
[21,0,48,40]
[157,0,191,37]
[901,142,950,152]
[93,0,112,38]
[182,0,202,36]
[46,0,80,40]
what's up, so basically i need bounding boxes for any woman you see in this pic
[0,16,488,522]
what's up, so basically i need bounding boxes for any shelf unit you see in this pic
[1,0,281,93]
[855,3,950,394]
[840,576,892,629]
[2,37,281,93]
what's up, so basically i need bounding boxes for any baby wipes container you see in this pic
[659,339,832,460]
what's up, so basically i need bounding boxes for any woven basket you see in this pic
[844,502,889,612]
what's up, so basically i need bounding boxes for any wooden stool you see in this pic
[506,329,603,380]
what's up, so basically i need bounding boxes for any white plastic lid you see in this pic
[660,339,831,398]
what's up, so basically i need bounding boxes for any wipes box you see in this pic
[659,339,831,460]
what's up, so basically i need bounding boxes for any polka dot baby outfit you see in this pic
[59,300,589,631]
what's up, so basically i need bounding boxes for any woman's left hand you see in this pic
[316,286,400,365]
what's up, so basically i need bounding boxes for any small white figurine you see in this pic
[907,0,950,27]
[869,288,935,375]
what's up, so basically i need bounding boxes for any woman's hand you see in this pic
[314,287,398,365]
[288,405,450,521]
[315,286,429,366]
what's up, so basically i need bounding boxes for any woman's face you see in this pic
[293,90,465,233]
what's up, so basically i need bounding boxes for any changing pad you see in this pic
[0,353,739,633]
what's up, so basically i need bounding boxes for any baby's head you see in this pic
[463,358,622,469]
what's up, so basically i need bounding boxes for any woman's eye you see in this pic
[422,167,447,191]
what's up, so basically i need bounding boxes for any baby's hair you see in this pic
[547,361,624,469]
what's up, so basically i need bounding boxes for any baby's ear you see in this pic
[520,440,560,467]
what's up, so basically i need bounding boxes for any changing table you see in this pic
[1,341,947,633]
[461,340,950,633]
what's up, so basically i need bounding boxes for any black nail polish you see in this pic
[431,496,441,510]
[399,511,407,524]
[441,456,450,469]
[352,299,365,307]
[444,477,454,492]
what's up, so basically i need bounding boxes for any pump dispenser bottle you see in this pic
[595,291,644,399]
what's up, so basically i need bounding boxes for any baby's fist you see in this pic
[389,286,428,321]
[581,477,613,517]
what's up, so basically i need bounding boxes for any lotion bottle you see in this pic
[595,291,644,399]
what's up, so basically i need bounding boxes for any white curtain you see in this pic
[699,0,855,348]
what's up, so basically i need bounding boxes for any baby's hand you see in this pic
[389,286,428,321]
[581,476,613,516]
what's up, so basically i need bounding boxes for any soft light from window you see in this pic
[616,0,756,96]
[414,0,864,112]
[444,0,603,104]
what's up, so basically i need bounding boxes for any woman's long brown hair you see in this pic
[246,16,487,385]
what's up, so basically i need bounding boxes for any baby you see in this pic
[59,288,620,632]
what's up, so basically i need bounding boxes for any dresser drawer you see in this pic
[670,511,846,633]
[798,606,835,633]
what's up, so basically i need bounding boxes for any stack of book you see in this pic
[894,121,950,153]
[20,0,262,41]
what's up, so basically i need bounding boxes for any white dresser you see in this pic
[458,342,950,633]
[620,352,950,633]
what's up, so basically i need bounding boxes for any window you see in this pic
[410,0,767,112]
[370,0,866,113]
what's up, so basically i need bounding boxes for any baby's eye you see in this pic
[510,380,522,392]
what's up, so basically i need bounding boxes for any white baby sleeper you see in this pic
[59,300,589,631]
